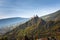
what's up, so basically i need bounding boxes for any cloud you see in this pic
[0,0,60,19]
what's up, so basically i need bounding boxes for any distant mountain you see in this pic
[0,17,29,34]
[0,17,29,27]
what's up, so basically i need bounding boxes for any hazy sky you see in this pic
[0,0,60,19]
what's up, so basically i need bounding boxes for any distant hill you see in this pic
[0,17,29,34]
[0,17,29,27]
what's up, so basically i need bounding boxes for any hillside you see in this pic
[0,10,60,40]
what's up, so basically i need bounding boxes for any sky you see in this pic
[0,0,60,19]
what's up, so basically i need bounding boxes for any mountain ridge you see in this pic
[41,10,60,21]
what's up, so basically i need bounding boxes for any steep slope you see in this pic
[4,15,60,40]
[0,10,60,40]
[3,16,46,40]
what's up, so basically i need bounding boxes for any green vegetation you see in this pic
[0,10,60,40]
[0,16,60,40]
